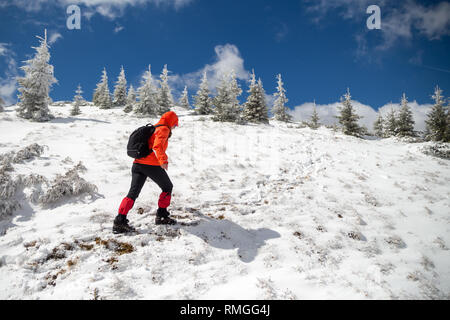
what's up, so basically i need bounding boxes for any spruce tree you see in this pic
[193,72,213,115]
[425,86,447,142]
[373,112,384,137]
[397,93,416,137]
[213,71,242,122]
[16,30,57,122]
[310,100,320,129]
[71,85,83,116]
[157,64,174,115]
[242,70,269,123]
[385,108,398,137]
[336,88,363,137]
[113,66,127,107]
[135,65,158,116]
[272,74,292,122]
[93,68,112,109]
[124,85,136,113]
[229,70,243,120]
[179,86,190,110]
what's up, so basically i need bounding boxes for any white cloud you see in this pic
[0,43,18,105]
[48,32,63,45]
[168,44,251,97]
[306,0,383,20]
[2,0,194,18]
[305,0,450,51]
[379,1,450,50]
[289,98,433,133]
[114,25,124,33]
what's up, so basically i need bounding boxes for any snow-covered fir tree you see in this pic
[71,85,83,116]
[135,65,158,116]
[93,68,112,109]
[213,71,242,122]
[124,85,136,113]
[425,86,447,142]
[113,66,127,107]
[373,113,384,137]
[178,86,190,110]
[242,70,269,124]
[16,30,57,122]
[397,93,416,137]
[156,64,174,115]
[193,72,213,115]
[310,100,320,129]
[336,88,363,137]
[0,96,4,112]
[272,74,292,122]
[385,108,398,137]
[229,70,243,119]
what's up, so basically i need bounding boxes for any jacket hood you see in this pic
[156,111,179,128]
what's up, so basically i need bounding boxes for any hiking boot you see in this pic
[113,214,136,234]
[155,208,177,225]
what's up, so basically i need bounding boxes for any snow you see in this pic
[0,104,449,299]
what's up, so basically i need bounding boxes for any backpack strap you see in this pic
[153,124,172,139]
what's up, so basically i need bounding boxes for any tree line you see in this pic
[6,30,450,143]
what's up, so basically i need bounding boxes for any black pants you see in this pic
[126,163,173,201]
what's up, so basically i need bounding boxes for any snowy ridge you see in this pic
[0,105,449,299]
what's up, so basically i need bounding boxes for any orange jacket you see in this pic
[134,111,179,167]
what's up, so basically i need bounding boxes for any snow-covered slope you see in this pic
[0,105,449,299]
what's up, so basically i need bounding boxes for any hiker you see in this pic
[113,111,179,234]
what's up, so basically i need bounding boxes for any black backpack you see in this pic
[126,124,166,159]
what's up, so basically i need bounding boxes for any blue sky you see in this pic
[0,0,449,113]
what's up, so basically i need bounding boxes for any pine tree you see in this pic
[310,100,320,129]
[124,85,136,113]
[16,30,57,122]
[213,71,242,122]
[156,64,174,115]
[385,108,398,137]
[193,72,213,115]
[93,68,112,109]
[71,85,83,116]
[229,70,243,120]
[425,86,447,142]
[113,66,127,107]
[135,65,158,116]
[397,93,416,137]
[242,70,269,123]
[336,88,363,137]
[272,74,292,122]
[179,86,190,110]
[373,112,384,137]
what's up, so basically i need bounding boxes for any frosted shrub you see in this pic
[0,171,21,219]
[39,162,98,204]
[0,144,44,173]
[13,143,45,163]
[422,143,450,160]
[21,174,48,204]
